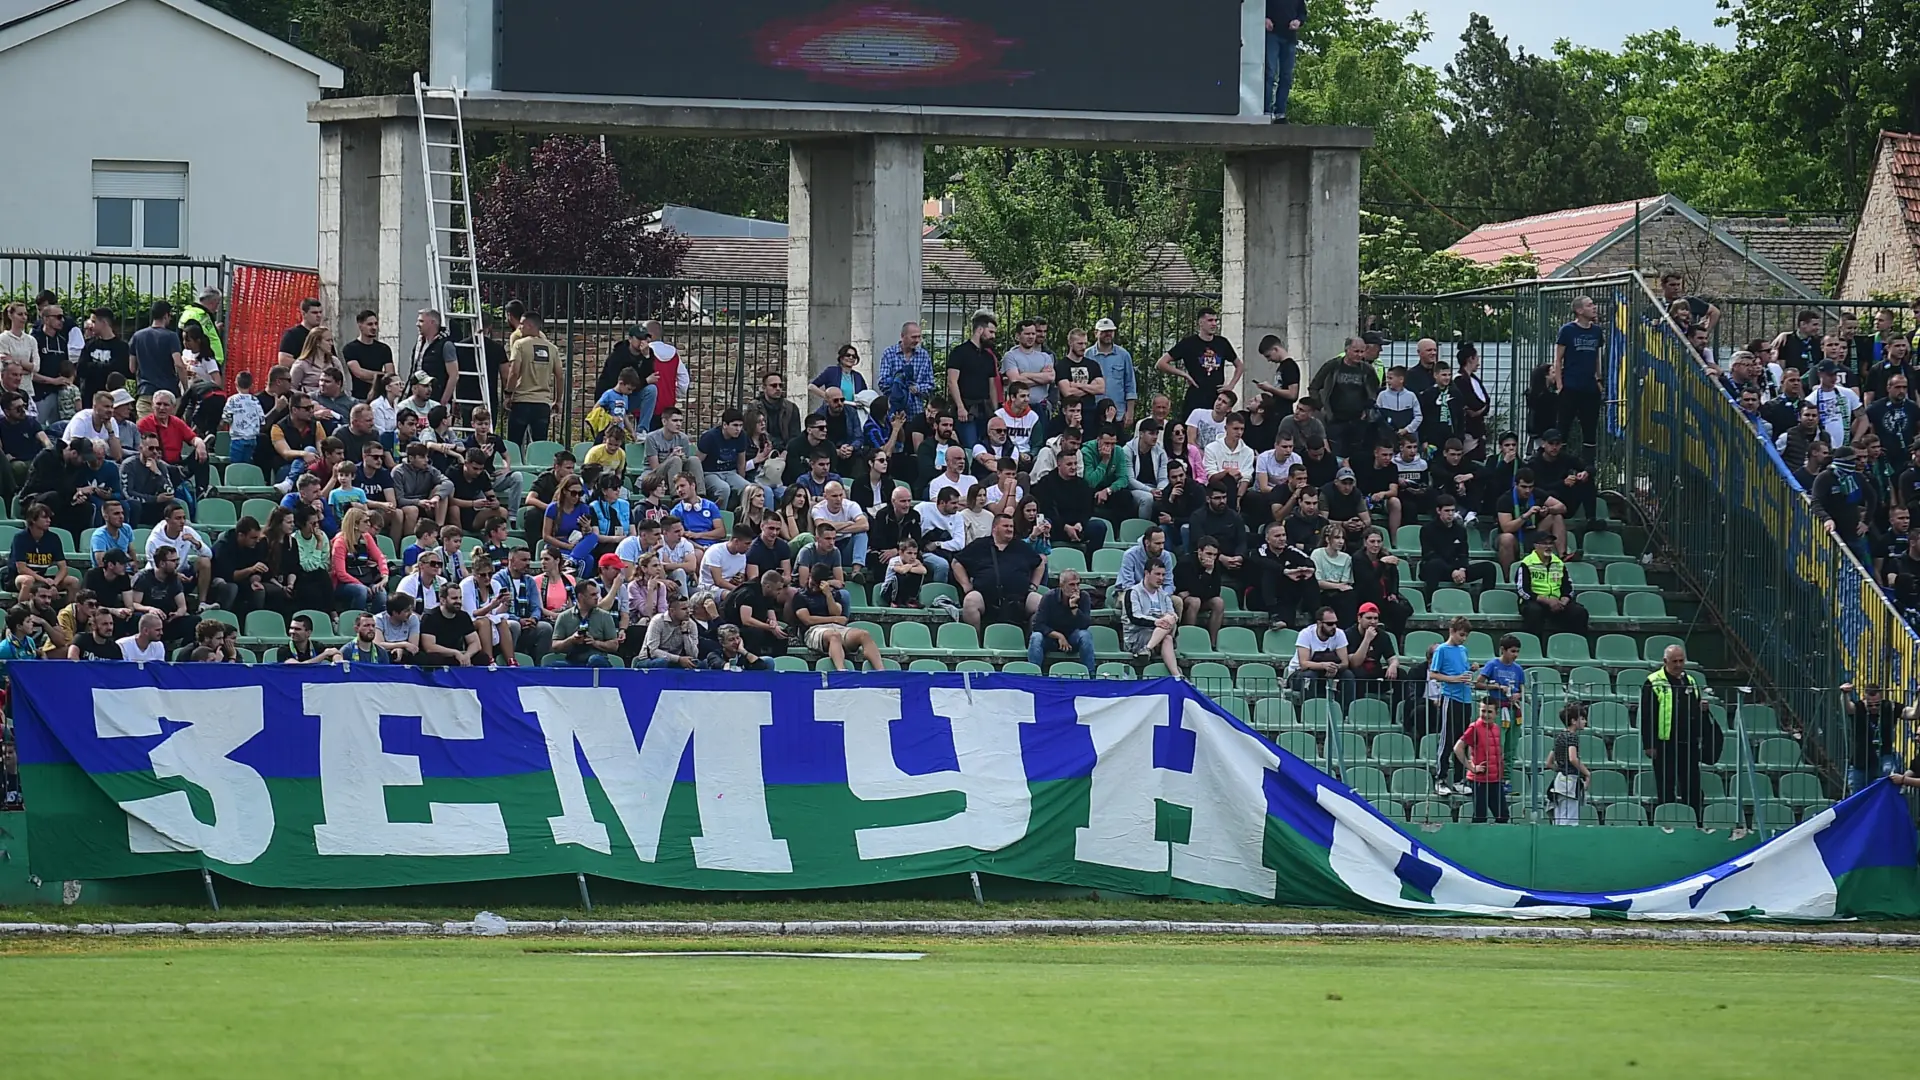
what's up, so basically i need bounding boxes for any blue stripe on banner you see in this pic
[1816,782,1920,875]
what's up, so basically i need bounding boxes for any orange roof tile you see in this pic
[1886,132,1920,253]
[1446,200,1649,274]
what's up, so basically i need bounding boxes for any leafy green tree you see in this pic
[1439,14,1658,221]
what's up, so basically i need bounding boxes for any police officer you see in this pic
[1642,644,1719,815]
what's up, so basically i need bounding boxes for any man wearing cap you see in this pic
[1090,318,1137,429]
[1319,464,1372,546]
[597,324,655,398]
[1526,428,1597,523]
[1811,444,1877,564]
[1552,295,1606,463]
[1515,532,1588,637]
[1810,358,1860,449]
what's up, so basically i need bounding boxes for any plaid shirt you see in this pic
[877,343,933,418]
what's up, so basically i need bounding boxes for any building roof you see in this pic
[1884,131,1920,257]
[1448,194,1826,298]
[0,0,342,86]
[1719,215,1853,295]
[677,237,1207,292]
[1446,200,1644,275]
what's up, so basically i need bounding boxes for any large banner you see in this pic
[13,664,1918,919]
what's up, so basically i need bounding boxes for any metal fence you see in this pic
[0,252,225,331]
[1703,297,1910,363]
[473,275,1222,439]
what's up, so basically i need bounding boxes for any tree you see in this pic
[1440,15,1658,221]
[1359,211,1536,295]
[474,136,689,278]
[942,149,1199,290]
[207,0,427,97]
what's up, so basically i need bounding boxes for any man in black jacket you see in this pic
[1033,450,1106,554]
[1886,528,1920,628]
[24,438,93,536]
[1186,477,1249,565]
[1811,446,1877,565]
[1526,429,1597,522]
[1419,494,1497,590]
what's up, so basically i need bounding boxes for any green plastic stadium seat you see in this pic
[1213,694,1250,724]
[1373,732,1418,767]
[1779,772,1824,806]
[1604,802,1647,826]
[1330,731,1368,769]
[1586,701,1631,736]
[1755,738,1801,771]
[194,500,237,529]
[908,659,949,673]
[1527,665,1563,699]
[1095,662,1136,679]
[1390,767,1432,797]
[1235,662,1281,694]
[1047,548,1088,578]
[1759,802,1795,831]
[1548,633,1591,663]
[1612,733,1647,768]
[1253,698,1299,733]
[1090,548,1124,577]
[982,623,1026,657]
[1736,704,1782,736]
[1216,626,1262,658]
[922,584,959,607]
[1001,661,1042,675]
[1568,666,1613,701]
[1698,771,1730,801]
[238,610,288,648]
[200,608,240,630]
[1408,800,1453,823]
[1623,593,1670,621]
[1466,632,1497,662]
[1511,632,1544,661]
[1585,769,1629,804]
[953,659,996,674]
[888,622,934,653]
[935,622,985,657]
[1594,634,1640,664]
[1478,590,1519,617]
[1393,525,1423,553]
[1653,803,1699,828]
[1345,767,1389,799]
[1375,800,1410,822]
[1301,697,1342,734]
[1189,661,1234,688]
[1565,561,1600,587]
[220,463,276,495]
[1642,634,1684,663]
[1277,731,1318,762]
[1605,562,1648,588]
[1262,628,1295,655]
[1431,588,1473,615]
[1578,733,1612,767]
[1142,663,1172,679]
[771,656,809,672]
[1118,518,1153,547]
[1404,631,1442,657]
[1048,661,1089,678]
[1176,624,1219,658]
[1347,697,1394,733]
[523,441,563,468]
[1582,532,1625,557]
[1703,801,1744,829]
[1577,592,1620,620]
[1403,591,1427,617]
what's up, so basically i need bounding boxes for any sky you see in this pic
[1368,0,1738,72]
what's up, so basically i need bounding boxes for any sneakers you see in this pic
[1433,781,1453,796]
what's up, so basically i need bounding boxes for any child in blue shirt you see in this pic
[1477,633,1527,788]
[1428,616,1477,796]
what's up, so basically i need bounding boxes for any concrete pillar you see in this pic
[786,135,924,409]
[318,121,380,357]
[1220,147,1361,391]
[377,117,444,367]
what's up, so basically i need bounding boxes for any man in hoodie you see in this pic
[1307,338,1380,459]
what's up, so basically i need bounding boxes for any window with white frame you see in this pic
[93,162,186,254]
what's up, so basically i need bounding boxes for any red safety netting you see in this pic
[225,264,319,394]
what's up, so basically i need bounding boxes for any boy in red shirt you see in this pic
[1452,698,1509,823]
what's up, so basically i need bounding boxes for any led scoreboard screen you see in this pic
[494,0,1244,116]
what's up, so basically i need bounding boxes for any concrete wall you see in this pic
[1221,148,1361,387]
[1574,211,1814,301]
[0,0,325,265]
[1839,151,1920,301]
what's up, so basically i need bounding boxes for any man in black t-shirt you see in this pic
[342,310,394,401]
[1056,328,1103,428]
[744,517,793,580]
[449,450,500,532]
[721,572,793,658]
[1158,309,1241,419]
[129,546,197,643]
[951,512,1044,631]
[419,587,481,666]
[77,308,132,404]
[277,298,323,363]
[1320,466,1370,543]
[945,313,1001,451]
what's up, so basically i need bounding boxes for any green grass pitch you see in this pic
[1,936,1907,1078]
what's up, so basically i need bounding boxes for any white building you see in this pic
[0,0,341,266]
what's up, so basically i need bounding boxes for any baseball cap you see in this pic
[1358,602,1380,616]
[1362,331,1388,347]
[1816,359,1839,374]
[410,370,434,386]
[1335,466,1356,481]
[1094,318,1118,332]
[1533,531,1557,545]
[625,324,649,340]
[597,553,626,570]
[1541,428,1565,443]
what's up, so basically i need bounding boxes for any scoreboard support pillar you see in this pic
[1222,148,1361,389]
[786,135,925,402]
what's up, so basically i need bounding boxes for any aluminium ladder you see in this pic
[412,74,491,432]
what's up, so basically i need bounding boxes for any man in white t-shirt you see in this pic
[1185,389,1236,450]
[1286,607,1354,699]
[811,480,870,568]
[916,487,968,559]
[1810,360,1860,448]
[694,525,753,614]
[118,612,168,661]
[656,518,700,592]
[1254,434,1301,491]
[64,391,124,460]
[927,446,978,504]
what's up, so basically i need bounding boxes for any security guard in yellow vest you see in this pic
[1514,532,1589,637]
[1640,644,1719,815]
[177,288,224,366]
